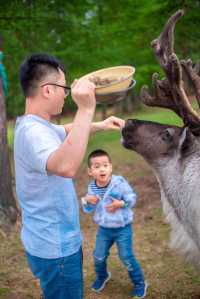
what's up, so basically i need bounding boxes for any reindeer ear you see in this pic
[178,127,193,153]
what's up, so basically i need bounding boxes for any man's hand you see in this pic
[71,78,96,111]
[106,199,124,213]
[85,195,99,205]
[92,116,125,133]
[101,116,125,130]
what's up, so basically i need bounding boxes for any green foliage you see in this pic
[0,0,200,117]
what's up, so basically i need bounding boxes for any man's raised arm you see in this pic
[46,79,96,177]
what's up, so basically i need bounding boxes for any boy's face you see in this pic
[88,155,112,187]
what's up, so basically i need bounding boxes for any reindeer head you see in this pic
[122,10,200,166]
[122,119,197,165]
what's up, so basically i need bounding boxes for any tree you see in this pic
[0,0,200,117]
[0,43,18,233]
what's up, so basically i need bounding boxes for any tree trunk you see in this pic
[101,104,107,120]
[0,81,18,233]
[114,91,141,115]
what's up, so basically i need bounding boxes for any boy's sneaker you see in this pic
[91,272,111,293]
[131,281,148,298]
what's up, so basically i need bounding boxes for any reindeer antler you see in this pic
[181,59,200,108]
[140,9,200,133]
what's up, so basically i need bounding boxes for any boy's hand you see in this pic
[106,199,124,213]
[85,195,99,205]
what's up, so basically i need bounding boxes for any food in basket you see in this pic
[89,75,125,87]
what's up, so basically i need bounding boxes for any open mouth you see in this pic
[120,134,132,149]
[121,140,132,149]
[100,174,106,178]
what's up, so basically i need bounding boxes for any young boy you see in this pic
[81,149,148,298]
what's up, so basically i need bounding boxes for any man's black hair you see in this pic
[19,53,66,97]
[87,149,111,167]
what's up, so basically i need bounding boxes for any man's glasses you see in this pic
[41,83,71,96]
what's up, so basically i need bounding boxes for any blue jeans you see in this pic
[93,224,144,286]
[26,247,83,299]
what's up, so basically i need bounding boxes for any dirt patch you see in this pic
[0,161,200,298]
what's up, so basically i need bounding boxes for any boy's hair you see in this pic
[19,53,66,97]
[87,149,111,167]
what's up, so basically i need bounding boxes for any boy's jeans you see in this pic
[26,247,83,299]
[93,224,144,286]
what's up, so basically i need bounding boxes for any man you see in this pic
[14,53,125,299]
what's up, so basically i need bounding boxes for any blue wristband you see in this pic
[123,201,129,208]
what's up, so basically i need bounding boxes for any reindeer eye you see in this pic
[161,129,173,142]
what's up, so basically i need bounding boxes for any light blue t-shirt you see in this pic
[14,114,82,259]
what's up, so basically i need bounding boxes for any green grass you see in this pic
[7,122,14,149]
[131,106,183,126]
[0,288,9,296]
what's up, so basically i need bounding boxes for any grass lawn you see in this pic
[1,106,200,298]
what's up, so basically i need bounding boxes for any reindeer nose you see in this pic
[125,119,136,127]
[122,121,134,137]
[126,119,133,125]
[126,119,140,125]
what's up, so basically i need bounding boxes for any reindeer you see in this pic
[121,10,200,270]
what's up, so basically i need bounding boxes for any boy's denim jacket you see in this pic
[82,175,137,228]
